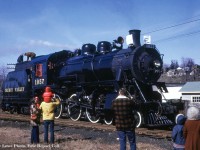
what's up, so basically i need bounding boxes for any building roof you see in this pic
[179,81,200,93]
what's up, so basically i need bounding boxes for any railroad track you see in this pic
[0,111,172,140]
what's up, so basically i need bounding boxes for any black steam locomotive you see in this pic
[1,29,178,127]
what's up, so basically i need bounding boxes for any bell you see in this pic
[117,36,124,44]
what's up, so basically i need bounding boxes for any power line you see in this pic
[154,30,200,43]
[142,18,200,35]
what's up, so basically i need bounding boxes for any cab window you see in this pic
[36,64,43,77]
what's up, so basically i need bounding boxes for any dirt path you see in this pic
[0,120,172,150]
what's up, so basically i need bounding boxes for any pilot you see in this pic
[24,52,36,61]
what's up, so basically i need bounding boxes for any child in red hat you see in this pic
[42,86,54,103]
[40,86,60,143]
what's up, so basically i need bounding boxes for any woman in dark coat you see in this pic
[183,106,200,150]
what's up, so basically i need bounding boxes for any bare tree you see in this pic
[180,57,195,71]
[170,59,179,69]
[163,63,170,73]
[0,65,8,87]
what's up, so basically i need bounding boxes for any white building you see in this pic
[179,81,200,118]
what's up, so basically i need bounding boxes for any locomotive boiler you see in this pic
[1,29,177,127]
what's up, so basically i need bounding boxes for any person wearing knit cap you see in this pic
[39,86,60,143]
[42,86,54,103]
[183,106,200,150]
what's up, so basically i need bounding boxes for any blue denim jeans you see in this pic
[117,130,136,150]
[31,126,39,144]
[43,120,54,143]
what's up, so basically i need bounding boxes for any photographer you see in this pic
[112,88,136,150]
[39,86,60,144]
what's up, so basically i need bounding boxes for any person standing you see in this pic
[183,106,200,150]
[172,114,186,150]
[24,52,36,61]
[30,96,41,144]
[39,86,60,143]
[112,88,136,150]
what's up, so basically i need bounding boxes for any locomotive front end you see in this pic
[127,30,163,84]
[122,30,174,127]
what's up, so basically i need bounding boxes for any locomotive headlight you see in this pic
[153,60,161,68]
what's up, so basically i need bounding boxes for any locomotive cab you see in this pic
[32,50,72,88]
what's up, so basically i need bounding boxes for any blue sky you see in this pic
[0,0,200,66]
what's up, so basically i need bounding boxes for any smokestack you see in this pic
[129,29,141,47]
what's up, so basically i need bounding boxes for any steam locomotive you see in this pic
[1,29,179,127]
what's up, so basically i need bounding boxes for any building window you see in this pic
[192,96,200,103]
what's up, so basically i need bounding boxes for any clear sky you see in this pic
[0,0,200,66]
